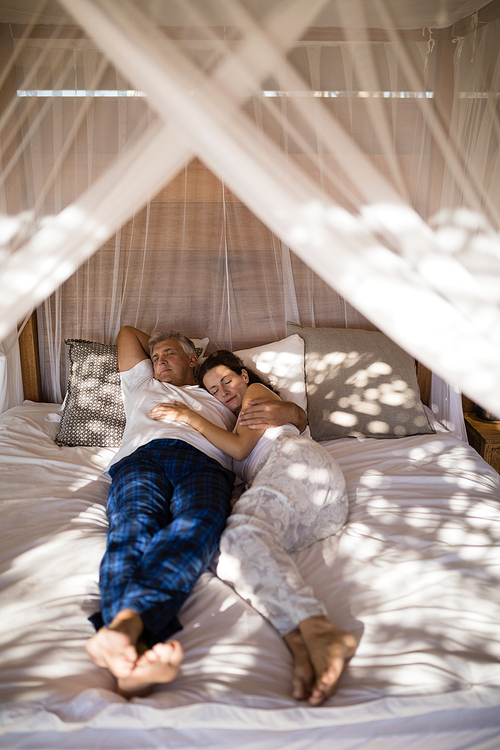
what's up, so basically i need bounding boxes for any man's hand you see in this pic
[238,399,307,433]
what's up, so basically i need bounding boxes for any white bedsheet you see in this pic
[1,402,499,749]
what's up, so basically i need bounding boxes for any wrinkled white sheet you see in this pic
[0,402,499,749]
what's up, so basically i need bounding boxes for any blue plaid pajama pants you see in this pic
[97,439,234,645]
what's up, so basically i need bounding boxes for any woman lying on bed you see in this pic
[151,350,357,706]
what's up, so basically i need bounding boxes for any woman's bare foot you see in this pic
[299,616,357,706]
[283,628,315,700]
[117,640,184,698]
[86,608,144,679]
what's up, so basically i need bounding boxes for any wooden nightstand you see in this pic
[464,413,500,473]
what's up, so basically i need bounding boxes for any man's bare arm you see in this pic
[238,399,307,433]
[117,326,151,372]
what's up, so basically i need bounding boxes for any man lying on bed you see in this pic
[86,325,307,699]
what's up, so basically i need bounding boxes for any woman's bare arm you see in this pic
[150,383,280,461]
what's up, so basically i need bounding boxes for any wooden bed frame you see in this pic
[19,311,42,402]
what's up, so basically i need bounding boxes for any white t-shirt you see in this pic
[107,359,236,473]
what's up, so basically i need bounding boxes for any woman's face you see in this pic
[203,365,249,413]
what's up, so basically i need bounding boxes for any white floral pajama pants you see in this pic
[214,435,348,636]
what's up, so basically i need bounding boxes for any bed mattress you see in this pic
[1,402,499,749]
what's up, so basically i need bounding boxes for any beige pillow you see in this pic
[286,324,433,441]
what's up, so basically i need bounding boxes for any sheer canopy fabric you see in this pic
[0,0,498,416]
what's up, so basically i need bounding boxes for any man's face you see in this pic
[151,338,196,386]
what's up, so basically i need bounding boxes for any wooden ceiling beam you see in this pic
[8,23,445,43]
[7,2,500,43]
[449,0,500,37]
[300,27,445,43]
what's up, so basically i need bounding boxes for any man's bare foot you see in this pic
[283,628,315,700]
[299,615,357,706]
[117,640,184,698]
[86,608,144,679]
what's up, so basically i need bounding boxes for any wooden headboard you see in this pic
[416,361,431,409]
[19,312,42,402]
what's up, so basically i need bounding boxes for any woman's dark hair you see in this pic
[196,350,279,395]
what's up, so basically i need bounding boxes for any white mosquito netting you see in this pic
[0,0,499,430]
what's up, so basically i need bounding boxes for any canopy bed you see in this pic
[1,0,500,748]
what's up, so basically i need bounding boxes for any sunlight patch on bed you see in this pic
[435,446,483,474]
[407,440,452,461]
[218,596,240,614]
[61,475,100,492]
[358,469,385,488]
[435,516,496,558]
[89,449,116,467]
[402,506,440,530]
[447,494,500,530]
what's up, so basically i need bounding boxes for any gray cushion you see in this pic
[55,339,126,447]
[286,324,433,441]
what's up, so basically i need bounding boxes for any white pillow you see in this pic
[234,335,307,412]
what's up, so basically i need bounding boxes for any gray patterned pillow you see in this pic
[286,324,433,441]
[55,339,126,447]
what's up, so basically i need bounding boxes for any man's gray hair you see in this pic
[148,330,196,357]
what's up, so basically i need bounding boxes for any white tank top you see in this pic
[232,422,300,484]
